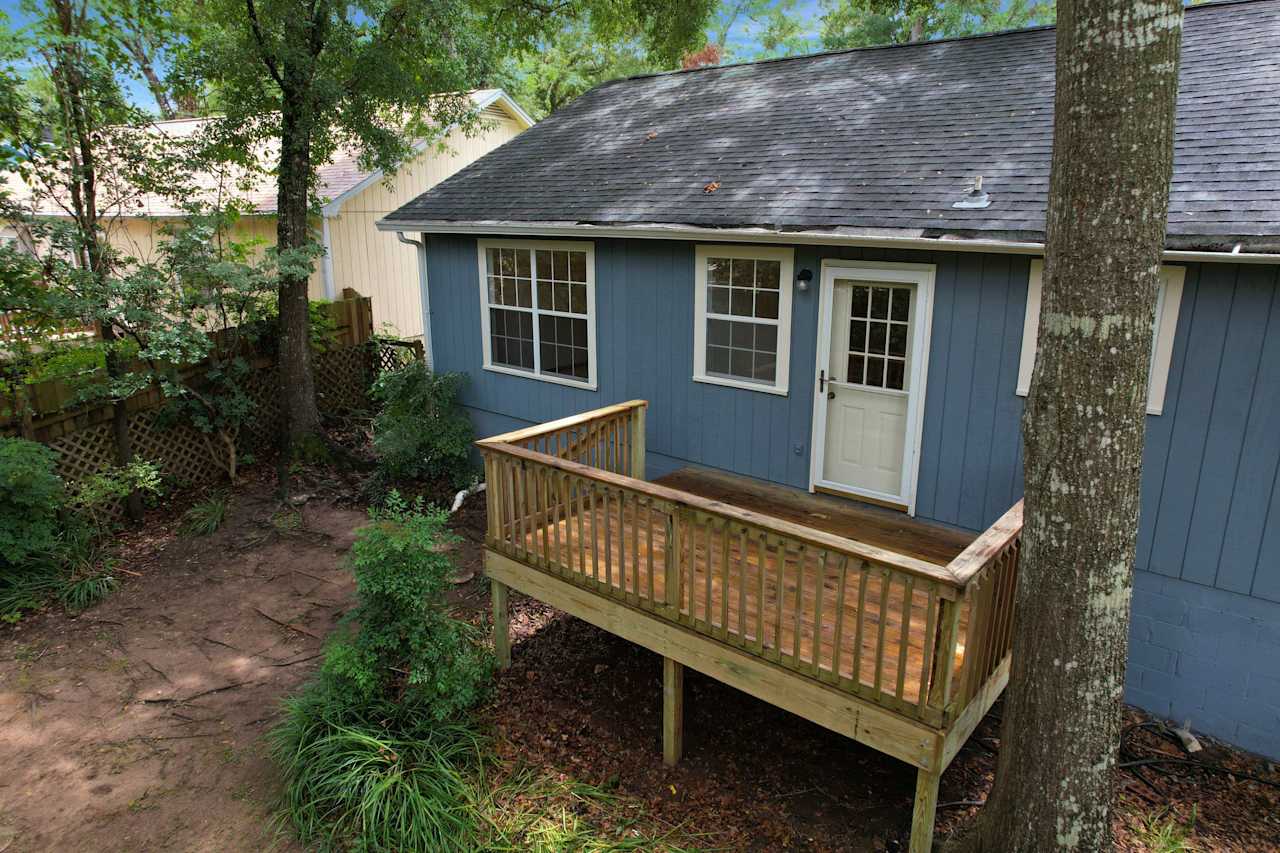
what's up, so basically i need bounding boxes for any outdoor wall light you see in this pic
[796,268,813,291]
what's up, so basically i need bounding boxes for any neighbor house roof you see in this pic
[380,0,1280,253]
[7,90,532,220]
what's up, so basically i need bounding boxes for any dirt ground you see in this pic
[0,476,364,853]
[2,479,1277,852]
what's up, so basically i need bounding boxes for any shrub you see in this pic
[271,492,493,850]
[0,438,65,568]
[320,492,492,720]
[370,362,474,489]
[0,445,159,619]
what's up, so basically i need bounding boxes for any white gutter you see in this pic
[396,231,434,366]
[320,216,337,299]
[373,219,1280,265]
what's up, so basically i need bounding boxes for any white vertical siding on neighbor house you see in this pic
[320,112,526,339]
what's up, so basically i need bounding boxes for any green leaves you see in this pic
[819,0,1056,49]
[318,494,493,723]
[371,363,475,489]
[0,438,65,567]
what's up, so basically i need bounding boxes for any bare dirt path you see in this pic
[0,487,364,853]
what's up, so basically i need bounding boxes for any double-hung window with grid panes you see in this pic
[693,245,794,394]
[479,240,596,388]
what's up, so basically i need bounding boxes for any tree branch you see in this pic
[244,0,284,91]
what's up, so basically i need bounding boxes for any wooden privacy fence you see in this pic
[1,290,424,490]
[479,401,1023,729]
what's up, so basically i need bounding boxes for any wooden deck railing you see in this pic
[478,401,1022,729]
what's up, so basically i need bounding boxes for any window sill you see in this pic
[692,374,789,397]
[483,363,598,391]
[1014,386,1162,415]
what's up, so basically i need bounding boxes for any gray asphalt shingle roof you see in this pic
[384,0,1280,251]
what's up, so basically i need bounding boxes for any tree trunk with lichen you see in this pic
[950,2,1183,851]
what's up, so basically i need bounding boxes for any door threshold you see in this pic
[813,484,909,513]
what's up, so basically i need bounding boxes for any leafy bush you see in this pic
[321,492,491,719]
[370,362,474,489]
[271,492,493,850]
[0,438,65,568]
[0,444,160,619]
[69,461,163,534]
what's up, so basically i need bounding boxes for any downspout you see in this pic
[320,215,337,300]
[396,231,433,368]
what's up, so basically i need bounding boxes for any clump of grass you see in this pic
[1135,806,1197,853]
[179,493,230,536]
[271,692,484,852]
[59,569,118,613]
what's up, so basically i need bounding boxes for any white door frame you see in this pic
[809,259,935,515]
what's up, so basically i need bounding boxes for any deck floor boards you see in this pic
[517,469,974,706]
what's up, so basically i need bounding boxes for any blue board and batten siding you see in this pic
[423,234,1280,758]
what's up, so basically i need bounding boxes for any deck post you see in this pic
[492,578,511,669]
[662,656,684,766]
[909,767,940,853]
[630,404,646,480]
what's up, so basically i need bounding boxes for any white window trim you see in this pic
[1016,260,1185,415]
[692,244,795,396]
[476,238,598,391]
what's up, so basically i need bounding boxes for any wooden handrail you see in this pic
[482,441,961,589]
[945,499,1024,585]
[476,400,648,447]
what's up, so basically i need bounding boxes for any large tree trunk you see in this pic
[275,87,323,449]
[953,2,1183,850]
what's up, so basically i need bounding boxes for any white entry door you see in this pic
[811,263,934,513]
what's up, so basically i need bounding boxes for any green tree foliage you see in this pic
[710,0,812,59]
[184,0,713,449]
[0,438,64,568]
[370,363,474,490]
[0,0,208,516]
[495,18,656,118]
[820,0,1055,49]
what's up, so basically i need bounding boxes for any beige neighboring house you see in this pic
[4,89,533,343]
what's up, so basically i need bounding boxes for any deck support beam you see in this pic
[909,767,940,853]
[492,579,511,669]
[663,656,684,765]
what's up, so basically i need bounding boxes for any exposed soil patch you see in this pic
[0,476,365,853]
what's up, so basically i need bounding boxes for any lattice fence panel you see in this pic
[47,421,118,485]
[129,411,227,489]
[314,345,375,413]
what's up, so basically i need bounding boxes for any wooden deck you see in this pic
[522,467,975,706]
[478,401,1022,853]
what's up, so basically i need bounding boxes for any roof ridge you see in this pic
[596,0,1274,90]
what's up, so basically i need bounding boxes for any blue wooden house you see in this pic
[377,4,1280,842]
